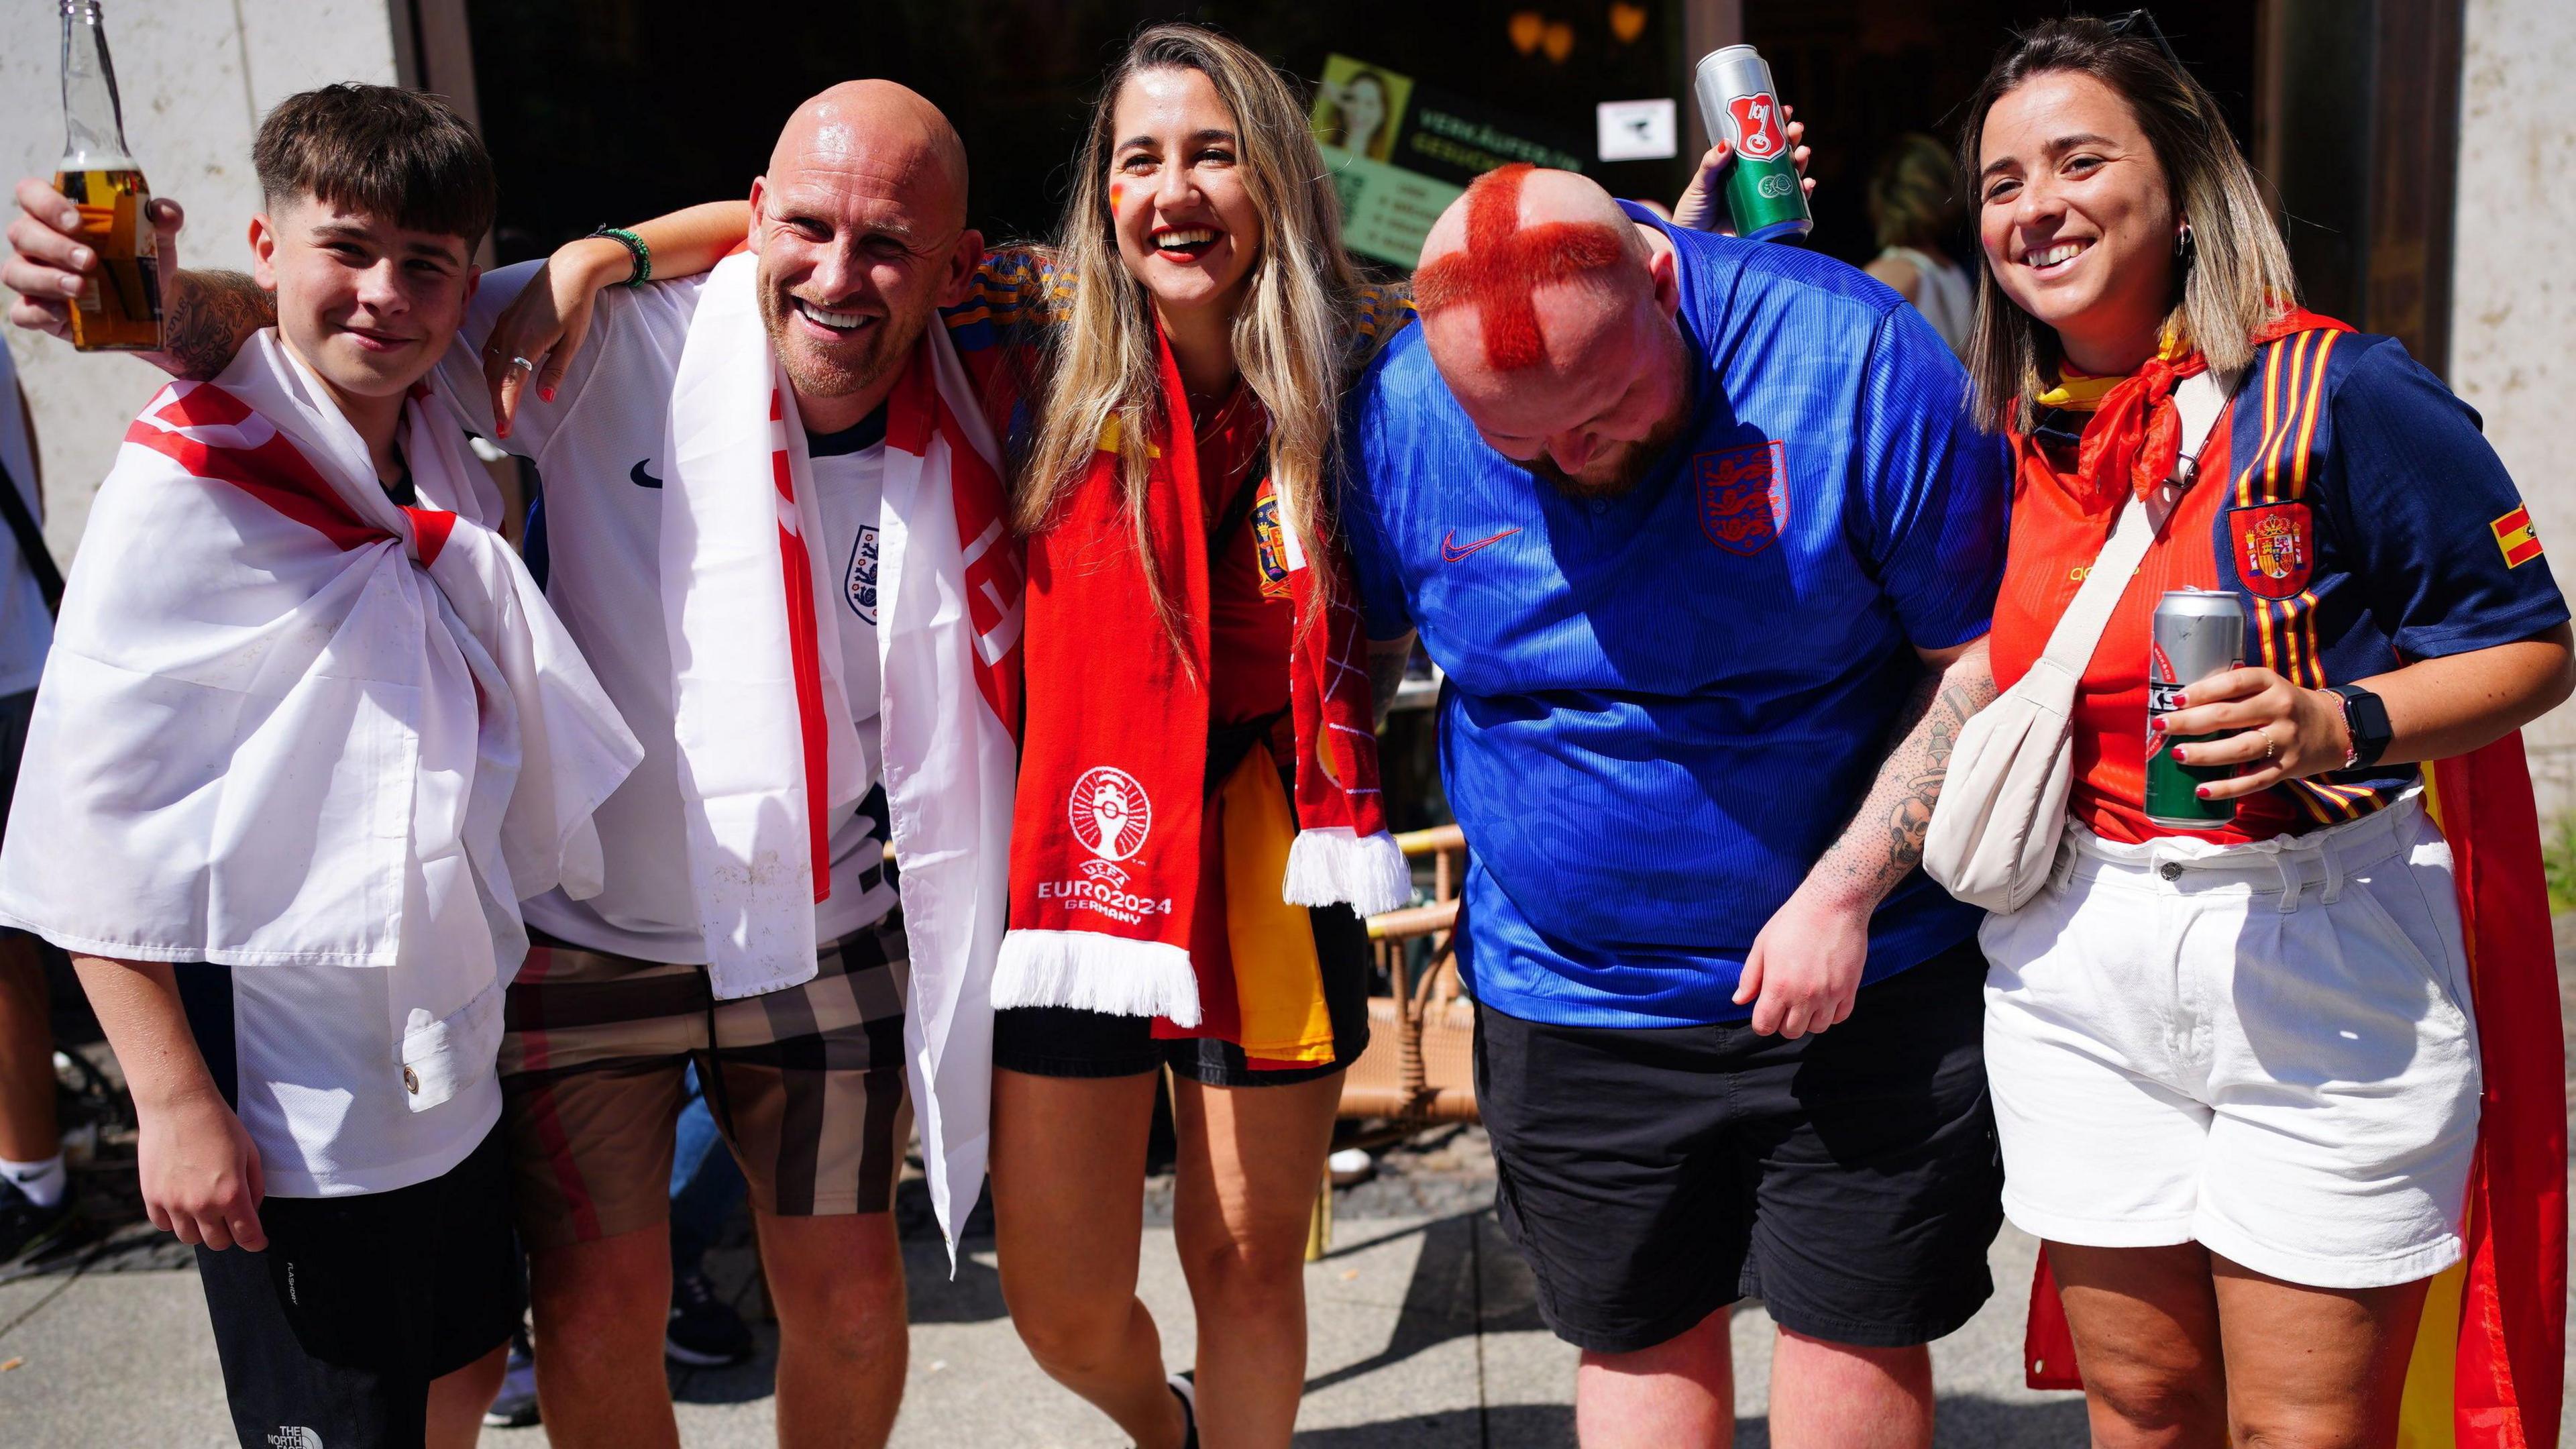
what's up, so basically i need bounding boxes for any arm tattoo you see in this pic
[1804,641,2000,906]
[160,270,274,381]
[1885,666,1994,877]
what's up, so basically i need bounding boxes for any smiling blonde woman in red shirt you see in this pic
[1958,18,2573,1448]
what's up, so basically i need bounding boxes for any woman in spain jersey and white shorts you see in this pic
[1959,17,2573,1447]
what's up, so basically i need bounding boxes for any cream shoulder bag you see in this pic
[1923,370,2226,914]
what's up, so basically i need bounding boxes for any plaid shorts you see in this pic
[497,912,910,1251]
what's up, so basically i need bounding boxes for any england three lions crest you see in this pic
[846,524,881,625]
[1696,441,1788,556]
[2231,502,2313,599]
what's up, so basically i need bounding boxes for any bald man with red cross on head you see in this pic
[1341,164,2013,1448]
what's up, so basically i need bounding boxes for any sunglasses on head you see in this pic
[2103,8,2187,72]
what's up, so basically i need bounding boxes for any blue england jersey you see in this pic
[1342,205,2009,1028]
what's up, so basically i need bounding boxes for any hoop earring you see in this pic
[2175,222,2195,260]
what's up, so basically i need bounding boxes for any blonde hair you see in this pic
[1013,23,1361,657]
[1956,17,2299,427]
[1867,133,1958,252]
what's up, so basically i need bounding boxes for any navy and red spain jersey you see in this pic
[1991,326,2569,845]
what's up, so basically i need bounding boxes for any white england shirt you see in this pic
[433,264,896,963]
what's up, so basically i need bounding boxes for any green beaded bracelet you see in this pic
[590,225,651,287]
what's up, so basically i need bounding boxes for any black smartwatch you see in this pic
[2328,684,2394,769]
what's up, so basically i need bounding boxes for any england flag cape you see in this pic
[0,331,642,1110]
[661,252,1022,1258]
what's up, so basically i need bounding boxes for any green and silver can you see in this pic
[1693,44,1811,243]
[2145,588,2246,827]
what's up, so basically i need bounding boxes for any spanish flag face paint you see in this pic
[2491,504,2544,568]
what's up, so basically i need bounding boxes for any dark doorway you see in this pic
[1741,1,2261,272]
[464,1,1690,266]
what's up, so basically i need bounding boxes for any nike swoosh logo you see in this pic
[630,459,661,489]
[1440,527,1521,562]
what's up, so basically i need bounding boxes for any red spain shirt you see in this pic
[1992,325,2568,845]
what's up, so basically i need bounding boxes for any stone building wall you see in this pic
[0,1,398,559]
[2453,0,2576,817]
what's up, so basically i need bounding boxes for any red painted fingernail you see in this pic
[2174,694,2189,708]
[2150,717,2166,734]
[2196,785,2212,798]
[2172,747,2188,763]
[539,386,555,403]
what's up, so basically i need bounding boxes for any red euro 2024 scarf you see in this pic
[991,330,1411,1034]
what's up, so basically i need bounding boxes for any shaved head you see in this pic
[769,80,969,233]
[1413,168,1688,496]
[1414,166,1640,372]
[751,80,981,431]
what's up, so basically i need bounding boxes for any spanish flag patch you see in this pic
[2493,505,2544,568]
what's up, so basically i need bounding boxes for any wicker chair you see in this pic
[1336,824,1477,1124]
[1311,824,1476,1257]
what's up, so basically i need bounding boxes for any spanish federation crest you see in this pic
[1250,483,1293,600]
[2230,502,2313,599]
[1697,441,1788,556]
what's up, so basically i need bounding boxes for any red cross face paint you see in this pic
[1410,164,1627,372]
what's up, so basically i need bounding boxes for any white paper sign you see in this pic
[1597,98,1678,162]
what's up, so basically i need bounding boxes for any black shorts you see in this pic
[991,903,1373,1087]
[0,687,30,845]
[0,689,31,941]
[1477,938,2003,1354]
[195,1122,522,1449]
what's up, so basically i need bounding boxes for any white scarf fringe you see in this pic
[991,930,1203,1027]
[1285,826,1414,918]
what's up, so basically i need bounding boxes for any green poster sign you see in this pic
[1311,53,1583,270]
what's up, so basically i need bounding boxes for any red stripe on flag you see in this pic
[2505,536,2545,568]
[123,386,388,553]
[403,508,456,568]
[767,386,831,898]
[777,517,832,902]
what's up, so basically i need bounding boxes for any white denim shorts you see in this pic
[1978,793,2479,1290]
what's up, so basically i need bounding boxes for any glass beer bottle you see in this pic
[56,0,161,352]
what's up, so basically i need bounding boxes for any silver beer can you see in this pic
[1690,44,1813,243]
[2145,588,2247,826]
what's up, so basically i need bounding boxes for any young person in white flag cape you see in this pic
[0,84,641,1448]
[6,81,1020,1448]
[0,335,639,1096]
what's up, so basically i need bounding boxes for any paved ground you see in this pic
[0,1151,2079,1448]
[3,923,2573,1447]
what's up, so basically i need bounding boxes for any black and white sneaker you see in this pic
[0,1177,74,1264]
[1167,1371,1198,1449]
[665,1267,755,1366]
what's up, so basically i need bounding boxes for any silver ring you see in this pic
[508,356,535,374]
